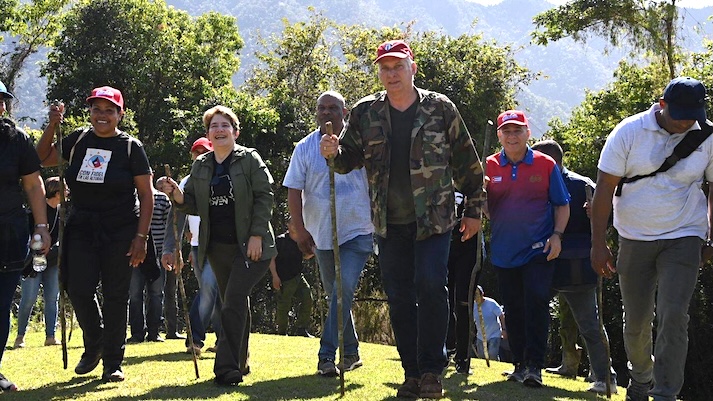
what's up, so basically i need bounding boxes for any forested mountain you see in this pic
[163,0,713,135]
[8,0,713,133]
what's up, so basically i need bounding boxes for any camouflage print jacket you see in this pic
[333,87,485,240]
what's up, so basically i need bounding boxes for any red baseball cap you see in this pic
[374,40,414,64]
[497,110,528,129]
[191,137,213,152]
[86,86,124,110]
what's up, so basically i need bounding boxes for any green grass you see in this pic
[2,330,625,400]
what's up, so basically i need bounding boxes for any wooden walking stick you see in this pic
[587,185,612,398]
[325,122,345,396]
[467,120,493,369]
[164,164,200,379]
[54,100,69,369]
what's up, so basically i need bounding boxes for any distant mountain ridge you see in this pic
[9,0,713,133]
[164,0,713,134]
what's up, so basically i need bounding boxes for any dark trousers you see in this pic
[0,270,22,365]
[496,254,554,369]
[65,227,134,371]
[207,243,269,378]
[163,269,178,334]
[446,231,479,363]
[129,267,164,338]
[377,223,451,379]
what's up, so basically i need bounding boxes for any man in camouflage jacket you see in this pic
[320,40,485,399]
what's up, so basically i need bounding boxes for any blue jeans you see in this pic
[129,266,165,338]
[315,234,372,360]
[188,246,221,347]
[17,265,60,337]
[1,270,23,366]
[377,223,451,378]
[496,254,554,369]
[476,337,502,361]
[617,236,699,401]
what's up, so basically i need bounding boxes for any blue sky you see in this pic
[467,0,711,7]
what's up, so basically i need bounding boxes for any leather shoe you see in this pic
[214,370,242,386]
[294,327,314,338]
[126,336,144,344]
[75,353,102,375]
[545,365,577,378]
[146,335,165,342]
[102,368,125,382]
[166,332,187,340]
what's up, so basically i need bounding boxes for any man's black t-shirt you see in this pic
[274,232,304,281]
[0,121,41,216]
[209,154,238,244]
[387,101,418,224]
[60,128,150,215]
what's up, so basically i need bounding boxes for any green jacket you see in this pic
[177,144,277,269]
[334,87,485,240]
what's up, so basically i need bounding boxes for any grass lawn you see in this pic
[2,330,624,400]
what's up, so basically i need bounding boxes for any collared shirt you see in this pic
[283,129,373,250]
[599,103,713,240]
[486,147,570,268]
[333,87,485,240]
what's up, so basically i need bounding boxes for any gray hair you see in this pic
[317,91,346,109]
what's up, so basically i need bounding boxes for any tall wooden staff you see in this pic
[467,120,493,368]
[325,122,345,396]
[54,101,69,369]
[586,185,612,398]
[164,164,200,379]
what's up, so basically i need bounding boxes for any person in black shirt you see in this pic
[36,86,153,383]
[269,218,314,337]
[14,176,66,349]
[0,80,50,393]
[159,105,276,386]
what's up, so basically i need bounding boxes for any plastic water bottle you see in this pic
[31,234,47,273]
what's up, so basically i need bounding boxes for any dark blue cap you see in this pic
[0,81,14,99]
[663,77,706,122]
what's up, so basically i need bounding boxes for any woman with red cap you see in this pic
[0,81,51,393]
[36,86,153,382]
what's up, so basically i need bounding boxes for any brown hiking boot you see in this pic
[396,377,420,398]
[419,372,444,399]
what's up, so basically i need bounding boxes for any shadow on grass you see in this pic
[2,376,104,401]
[122,349,213,365]
[447,377,606,401]
[106,374,364,400]
[2,374,363,401]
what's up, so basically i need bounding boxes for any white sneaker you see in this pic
[588,380,618,394]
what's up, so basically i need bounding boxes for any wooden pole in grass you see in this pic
[54,100,69,370]
[467,120,493,369]
[325,121,345,396]
[164,164,200,379]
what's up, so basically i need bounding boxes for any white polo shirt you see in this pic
[598,103,713,241]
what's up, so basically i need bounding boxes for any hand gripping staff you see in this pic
[164,164,200,379]
[54,101,69,369]
[587,185,613,398]
[467,120,493,369]
[325,121,346,396]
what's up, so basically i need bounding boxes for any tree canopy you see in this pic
[531,0,681,79]
[42,0,246,171]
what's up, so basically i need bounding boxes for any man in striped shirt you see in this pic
[128,181,172,342]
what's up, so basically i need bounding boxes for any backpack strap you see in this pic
[615,119,713,196]
[68,127,92,165]
[68,128,134,164]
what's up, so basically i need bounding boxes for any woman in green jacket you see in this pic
[159,105,276,386]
